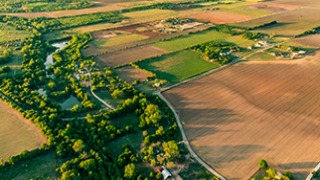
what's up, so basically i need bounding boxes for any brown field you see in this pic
[115,66,151,83]
[0,100,47,160]
[245,2,299,12]
[95,45,167,67]
[163,55,320,179]
[271,0,320,8]
[237,8,320,36]
[290,35,320,48]
[189,11,252,24]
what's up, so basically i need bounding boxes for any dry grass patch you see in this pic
[115,66,151,83]
[95,45,167,67]
[163,56,320,179]
[0,100,47,161]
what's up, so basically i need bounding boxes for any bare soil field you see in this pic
[271,0,320,8]
[95,45,167,67]
[115,66,151,83]
[290,35,320,48]
[0,100,47,160]
[245,2,299,12]
[163,55,320,179]
[189,11,252,24]
[237,8,320,36]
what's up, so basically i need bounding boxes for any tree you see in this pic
[124,163,136,179]
[72,139,85,153]
[162,140,180,160]
[259,159,268,169]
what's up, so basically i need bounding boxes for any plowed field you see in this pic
[163,57,320,179]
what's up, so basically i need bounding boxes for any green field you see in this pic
[0,23,30,42]
[153,30,231,51]
[91,33,148,48]
[136,50,220,84]
[0,100,46,161]
[246,52,276,61]
[0,150,63,179]
[60,95,81,110]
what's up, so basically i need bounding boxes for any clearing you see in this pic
[163,55,320,179]
[0,100,47,161]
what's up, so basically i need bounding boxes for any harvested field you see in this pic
[163,56,320,179]
[245,2,299,12]
[237,8,320,36]
[95,45,167,67]
[0,100,47,161]
[115,66,151,83]
[290,35,320,48]
[189,11,252,24]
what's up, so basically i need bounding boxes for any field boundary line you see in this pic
[155,91,227,180]
[306,162,320,180]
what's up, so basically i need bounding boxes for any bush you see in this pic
[259,159,268,169]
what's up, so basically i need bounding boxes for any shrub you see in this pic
[259,159,268,169]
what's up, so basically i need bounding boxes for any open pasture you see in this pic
[136,50,220,84]
[0,100,47,161]
[115,66,151,83]
[163,57,320,179]
[95,45,167,67]
[237,8,320,36]
[0,23,29,42]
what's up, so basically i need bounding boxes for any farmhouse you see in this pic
[156,166,172,180]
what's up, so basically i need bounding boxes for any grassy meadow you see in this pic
[136,50,220,84]
[0,23,30,42]
[91,32,148,48]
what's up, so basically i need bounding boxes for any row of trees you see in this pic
[0,0,93,13]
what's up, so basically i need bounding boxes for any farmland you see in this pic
[0,100,47,161]
[136,50,220,84]
[0,23,29,42]
[163,57,320,179]
[115,66,152,83]
[95,45,167,67]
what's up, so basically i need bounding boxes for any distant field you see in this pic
[91,32,148,48]
[164,57,320,179]
[115,66,151,83]
[136,50,220,84]
[153,30,231,51]
[290,35,320,48]
[94,45,167,67]
[0,100,47,161]
[0,150,62,179]
[237,8,320,36]
[0,23,29,42]
[189,11,252,24]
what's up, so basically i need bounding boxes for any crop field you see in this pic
[0,100,47,161]
[115,66,151,83]
[153,30,231,52]
[163,56,320,179]
[136,50,220,84]
[189,11,252,24]
[95,45,167,67]
[91,32,148,48]
[237,8,320,36]
[290,35,320,48]
[0,23,30,42]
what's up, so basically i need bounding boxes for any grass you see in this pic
[0,100,46,161]
[94,91,123,108]
[247,52,276,61]
[91,32,148,47]
[136,50,220,84]
[153,30,232,51]
[0,150,63,179]
[0,23,30,42]
[59,95,81,110]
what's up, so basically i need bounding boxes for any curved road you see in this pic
[84,68,115,110]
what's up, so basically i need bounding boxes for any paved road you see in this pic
[306,162,320,180]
